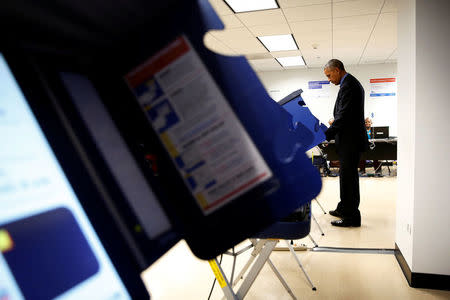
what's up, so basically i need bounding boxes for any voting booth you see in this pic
[0,0,327,298]
[279,89,328,151]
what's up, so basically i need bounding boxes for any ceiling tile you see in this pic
[248,58,284,71]
[278,0,332,8]
[283,4,331,22]
[203,32,237,55]
[207,0,397,69]
[247,60,261,71]
[369,12,397,45]
[247,23,291,36]
[220,15,244,29]
[302,49,332,67]
[236,9,286,27]
[333,15,376,61]
[333,37,366,58]
[290,19,331,34]
[334,31,370,44]
[332,44,364,62]
[270,50,304,57]
[298,35,332,49]
[208,0,234,16]
[333,55,360,66]
[283,65,308,70]
[359,56,390,64]
[333,0,384,18]
[360,57,390,64]
[388,48,397,59]
[245,53,274,60]
[382,0,398,13]
[361,13,397,62]
[210,27,268,54]
[291,20,332,51]
[333,14,378,32]
[303,59,329,68]
[299,39,332,54]
[229,39,268,54]
[209,27,253,42]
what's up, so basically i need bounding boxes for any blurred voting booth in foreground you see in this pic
[1,0,326,298]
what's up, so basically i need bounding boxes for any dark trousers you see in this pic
[336,149,362,221]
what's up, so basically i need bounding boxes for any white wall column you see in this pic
[396,0,450,289]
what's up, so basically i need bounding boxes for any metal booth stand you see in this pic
[208,204,317,300]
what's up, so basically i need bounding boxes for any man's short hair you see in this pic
[324,59,346,71]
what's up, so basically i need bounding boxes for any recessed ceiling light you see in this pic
[276,56,306,67]
[224,0,279,13]
[258,34,298,52]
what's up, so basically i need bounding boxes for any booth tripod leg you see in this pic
[235,240,278,299]
[231,239,296,299]
[285,240,317,291]
[266,258,297,300]
[309,234,318,247]
[232,239,264,288]
[311,213,325,236]
[208,258,238,300]
[230,247,236,285]
[314,198,327,214]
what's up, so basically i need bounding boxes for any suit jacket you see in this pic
[325,73,368,153]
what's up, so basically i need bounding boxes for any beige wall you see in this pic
[255,63,398,135]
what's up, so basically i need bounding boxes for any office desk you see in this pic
[319,138,397,161]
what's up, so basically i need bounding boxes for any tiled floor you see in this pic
[307,175,397,249]
[141,172,450,299]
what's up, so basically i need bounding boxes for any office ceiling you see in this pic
[205,0,397,71]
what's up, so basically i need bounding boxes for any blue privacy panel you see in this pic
[180,0,323,216]
[279,89,328,151]
[126,0,323,249]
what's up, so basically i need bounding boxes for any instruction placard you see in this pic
[125,36,272,215]
[307,80,331,99]
[370,78,396,97]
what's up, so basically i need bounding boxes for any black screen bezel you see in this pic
[30,54,183,266]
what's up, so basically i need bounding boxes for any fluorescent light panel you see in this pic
[224,0,279,13]
[276,56,306,67]
[258,34,298,52]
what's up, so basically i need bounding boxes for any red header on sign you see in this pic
[370,78,396,83]
[125,37,190,88]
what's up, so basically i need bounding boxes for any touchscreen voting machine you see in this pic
[0,53,150,299]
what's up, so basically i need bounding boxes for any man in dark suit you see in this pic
[324,59,368,227]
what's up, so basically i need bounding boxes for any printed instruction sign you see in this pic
[370,78,396,97]
[308,80,330,90]
[125,36,272,215]
[307,80,331,99]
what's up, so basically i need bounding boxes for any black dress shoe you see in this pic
[331,219,361,227]
[329,210,343,218]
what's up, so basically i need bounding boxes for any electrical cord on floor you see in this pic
[207,254,223,300]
